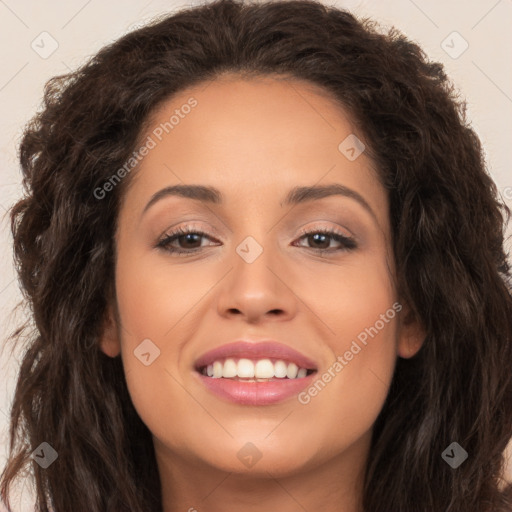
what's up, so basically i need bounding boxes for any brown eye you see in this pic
[157,228,219,255]
[294,229,357,253]
[156,226,357,257]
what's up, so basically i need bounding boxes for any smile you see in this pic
[194,340,318,405]
[198,357,315,380]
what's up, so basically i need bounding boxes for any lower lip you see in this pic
[195,372,317,405]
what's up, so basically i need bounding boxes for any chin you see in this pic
[194,437,323,477]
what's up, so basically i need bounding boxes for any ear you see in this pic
[396,302,426,359]
[99,303,121,358]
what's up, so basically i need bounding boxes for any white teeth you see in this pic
[203,358,312,379]
[237,358,255,378]
[286,362,298,379]
[274,360,288,378]
[222,358,238,378]
[297,368,307,378]
[254,359,274,379]
[213,361,223,378]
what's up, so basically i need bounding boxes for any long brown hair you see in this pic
[2,0,511,510]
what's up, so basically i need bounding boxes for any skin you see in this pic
[100,73,425,512]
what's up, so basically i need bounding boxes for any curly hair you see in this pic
[1,0,511,510]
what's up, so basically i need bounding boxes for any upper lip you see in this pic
[194,340,318,370]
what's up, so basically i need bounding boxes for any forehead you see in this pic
[120,75,388,229]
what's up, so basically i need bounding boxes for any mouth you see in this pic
[197,358,316,381]
[193,340,318,405]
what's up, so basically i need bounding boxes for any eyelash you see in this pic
[156,225,357,256]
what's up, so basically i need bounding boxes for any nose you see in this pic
[216,242,298,324]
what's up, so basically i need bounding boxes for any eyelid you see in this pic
[296,221,354,238]
[159,220,355,242]
[156,220,358,256]
[159,221,220,239]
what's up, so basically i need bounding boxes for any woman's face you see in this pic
[101,74,422,481]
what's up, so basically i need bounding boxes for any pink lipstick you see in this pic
[194,340,318,405]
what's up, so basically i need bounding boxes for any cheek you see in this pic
[295,250,397,353]
[113,247,221,433]
[114,249,211,344]
[296,254,398,433]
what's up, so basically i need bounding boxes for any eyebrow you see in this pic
[141,183,377,221]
